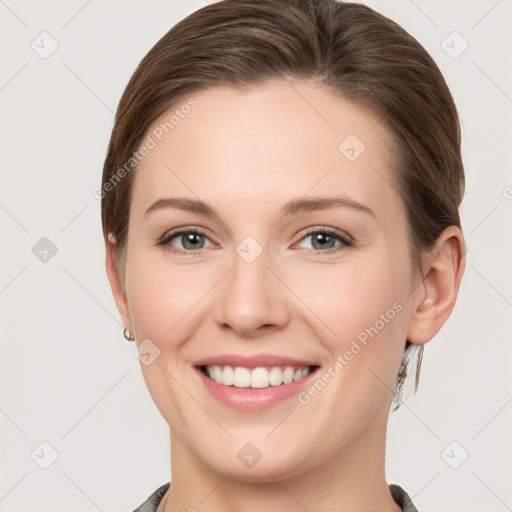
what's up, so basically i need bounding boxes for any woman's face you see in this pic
[118,79,420,481]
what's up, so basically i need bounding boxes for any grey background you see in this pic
[1,0,511,510]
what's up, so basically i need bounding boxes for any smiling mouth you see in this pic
[198,364,320,389]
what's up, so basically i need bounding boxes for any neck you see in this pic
[161,406,401,512]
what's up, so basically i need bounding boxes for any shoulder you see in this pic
[389,484,420,512]
[130,482,170,512]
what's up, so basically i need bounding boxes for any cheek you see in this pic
[124,253,214,428]
[125,252,216,344]
[291,251,411,398]
[292,264,409,446]
[291,251,410,338]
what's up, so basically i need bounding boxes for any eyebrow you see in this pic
[144,196,375,219]
[144,196,376,218]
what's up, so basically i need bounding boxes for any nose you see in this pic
[213,243,291,339]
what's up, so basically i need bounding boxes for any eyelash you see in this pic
[157,226,355,257]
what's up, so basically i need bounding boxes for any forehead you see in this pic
[131,80,402,222]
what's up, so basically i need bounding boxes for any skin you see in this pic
[105,79,465,512]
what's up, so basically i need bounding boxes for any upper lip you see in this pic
[193,353,319,369]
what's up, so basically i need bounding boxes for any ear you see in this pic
[105,234,131,329]
[407,226,466,345]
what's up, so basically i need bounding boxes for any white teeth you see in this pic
[269,367,283,386]
[223,365,234,386]
[204,365,313,388]
[233,367,251,387]
[251,367,269,388]
[213,365,223,382]
[283,366,295,384]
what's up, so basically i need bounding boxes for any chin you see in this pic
[204,444,313,484]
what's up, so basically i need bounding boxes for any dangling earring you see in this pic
[123,327,135,341]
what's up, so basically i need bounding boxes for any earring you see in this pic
[123,327,135,341]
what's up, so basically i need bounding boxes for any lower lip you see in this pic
[195,367,319,412]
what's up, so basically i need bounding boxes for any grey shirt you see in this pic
[131,482,419,511]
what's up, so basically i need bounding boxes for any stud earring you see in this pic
[123,327,135,341]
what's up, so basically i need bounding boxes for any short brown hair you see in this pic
[101,0,465,409]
